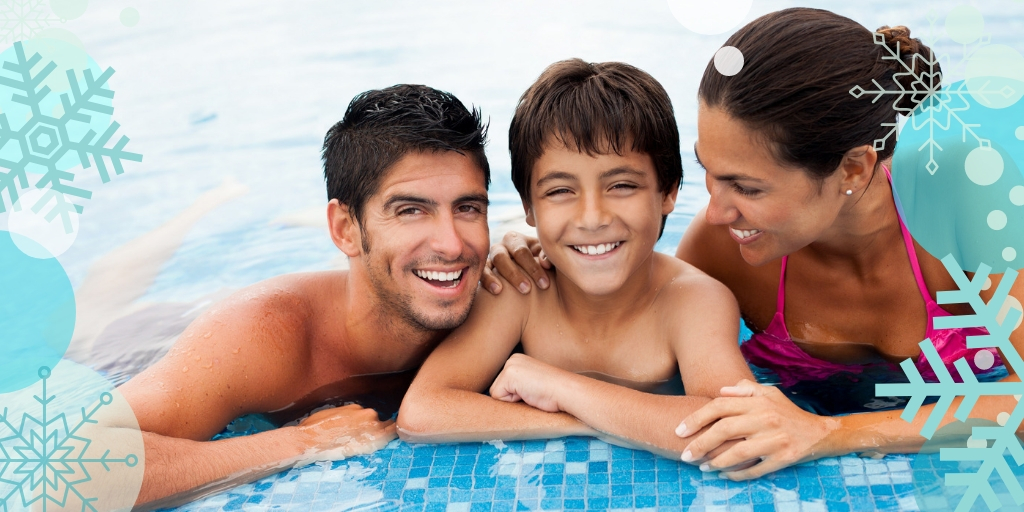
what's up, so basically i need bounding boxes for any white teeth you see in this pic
[571,242,621,255]
[731,228,761,240]
[414,269,463,281]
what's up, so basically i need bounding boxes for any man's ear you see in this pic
[328,199,362,257]
[662,180,680,216]
[524,201,536,227]
[839,145,879,196]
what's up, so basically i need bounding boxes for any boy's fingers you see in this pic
[511,245,548,289]
[492,252,531,294]
[481,262,502,294]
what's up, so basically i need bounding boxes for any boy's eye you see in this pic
[732,183,761,197]
[545,188,572,196]
[610,183,638,191]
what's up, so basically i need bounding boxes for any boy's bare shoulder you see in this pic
[652,253,737,309]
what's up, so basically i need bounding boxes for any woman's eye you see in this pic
[732,183,761,197]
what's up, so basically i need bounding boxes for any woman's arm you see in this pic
[397,278,595,443]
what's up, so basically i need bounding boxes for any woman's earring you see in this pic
[845,189,853,196]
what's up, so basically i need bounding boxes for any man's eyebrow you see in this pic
[535,171,577,187]
[694,142,765,183]
[454,193,489,206]
[382,194,438,211]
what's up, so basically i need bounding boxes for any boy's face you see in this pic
[527,140,676,296]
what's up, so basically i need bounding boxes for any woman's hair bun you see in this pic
[876,25,941,112]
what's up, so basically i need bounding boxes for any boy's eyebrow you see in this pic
[694,142,765,183]
[382,194,438,211]
[535,171,578,188]
[600,167,646,180]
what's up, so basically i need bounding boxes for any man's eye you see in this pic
[398,207,423,216]
[456,204,483,214]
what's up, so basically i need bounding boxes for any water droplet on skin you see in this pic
[203,332,212,339]
[194,355,201,361]
[182,366,189,373]
[232,347,240,354]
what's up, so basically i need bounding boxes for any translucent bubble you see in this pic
[965,44,1024,109]
[945,5,985,45]
[998,412,1011,426]
[0,230,75,393]
[964,147,1004,185]
[49,0,88,20]
[996,294,1023,331]
[988,209,1007,230]
[666,0,753,36]
[974,350,995,370]
[120,7,140,27]
[1011,186,1024,205]
[8,188,80,258]
[1017,126,1024,140]
[713,46,744,76]
[22,32,89,94]
[1005,247,1018,261]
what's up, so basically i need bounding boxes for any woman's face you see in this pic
[695,104,847,267]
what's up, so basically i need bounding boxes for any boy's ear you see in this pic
[524,202,536,227]
[661,181,680,216]
[328,199,363,258]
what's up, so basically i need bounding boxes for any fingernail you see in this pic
[518,283,530,293]
[489,283,500,294]
[538,277,549,288]
[675,422,686,437]
[718,473,730,480]
[680,450,693,462]
[699,463,710,472]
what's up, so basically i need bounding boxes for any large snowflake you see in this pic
[848,12,1013,176]
[877,255,1023,512]
[0,366,138,511]
[0,40,141,233]
[0,0,59,44]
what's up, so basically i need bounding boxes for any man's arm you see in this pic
[397,278,595,443]
[117,280,394,507]
[488,273,754,459]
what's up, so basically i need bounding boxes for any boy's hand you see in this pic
[296,404,397,458]
[490,354,566,413]
[482,232,551,295]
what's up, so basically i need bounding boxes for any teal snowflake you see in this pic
[877,254,1024,512]
[0,366,138,511]
[849,10,1014,176]
[0,40,141,233]
[0,0,59,44]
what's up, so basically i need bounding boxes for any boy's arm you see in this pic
[488,274,753,459]
[116,283,394,507]
[397,280,596,443]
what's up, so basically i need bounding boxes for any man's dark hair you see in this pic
[508,59,683,237]
[323,84,490,223]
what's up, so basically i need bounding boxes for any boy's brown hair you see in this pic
[508,59,682,234]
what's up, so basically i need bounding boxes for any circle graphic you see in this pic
[996,294,1024,330]
[987,210,1008,230]
[1004,247,1017,261]
[965,147,1004,185]
[1011,186,1024,205]
[0,230,75,392]
[666,0,753,35]
[1017,126,1024,140]
[714,46,744,76]
[8,188,80,258]
[48,0,88,20]
[974,350,996,370]
[965,44,1024,109]
[120,7,140,27]
[945,5,985,45]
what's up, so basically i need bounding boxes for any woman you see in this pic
[483,7,1024,480]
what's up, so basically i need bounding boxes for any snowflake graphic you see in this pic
[0,0,59,44]
[0,366,138,511]
[849,10,1015,176]
[877,254,1024,512]
[0,40,141,234]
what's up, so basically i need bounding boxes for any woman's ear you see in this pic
[662,180,680,215]
[839,145,879,196]
[328,199,362,258]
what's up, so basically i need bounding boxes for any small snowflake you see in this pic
[0,0,60,44]
[0,366,138,511]
[0,40,142,232]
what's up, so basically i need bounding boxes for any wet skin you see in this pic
[118,150,490,507]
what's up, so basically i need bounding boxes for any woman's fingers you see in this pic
[701,436,774,472]
[719,457,783,481]
[676,396,754,438]
[681,415,757,462]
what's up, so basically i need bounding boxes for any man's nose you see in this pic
[429,212,466,260]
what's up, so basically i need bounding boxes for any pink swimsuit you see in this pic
[740,169,1000,388]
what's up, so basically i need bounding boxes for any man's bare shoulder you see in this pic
[676,208,749,282]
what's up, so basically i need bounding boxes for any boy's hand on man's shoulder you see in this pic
[489,353,567,413]
[483,232,551,295]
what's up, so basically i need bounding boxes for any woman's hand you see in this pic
[675,379,841,480]
[482,232,551,295]
[489,353,568,413]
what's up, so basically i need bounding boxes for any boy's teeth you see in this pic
[572,242,621,255]
[414,269,463,281]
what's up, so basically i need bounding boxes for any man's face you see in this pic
[358,150,489,332]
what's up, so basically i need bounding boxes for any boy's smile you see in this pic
[527,140,676,297]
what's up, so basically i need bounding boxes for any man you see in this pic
[119,84,492,507]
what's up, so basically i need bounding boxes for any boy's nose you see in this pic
[576,193,612,231]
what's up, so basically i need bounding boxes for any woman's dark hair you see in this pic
[322,84,489,223]
[698,8,940,180]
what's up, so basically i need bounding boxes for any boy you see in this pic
[398,60,752,458]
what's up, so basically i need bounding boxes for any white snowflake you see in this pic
[0,0,59,44]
